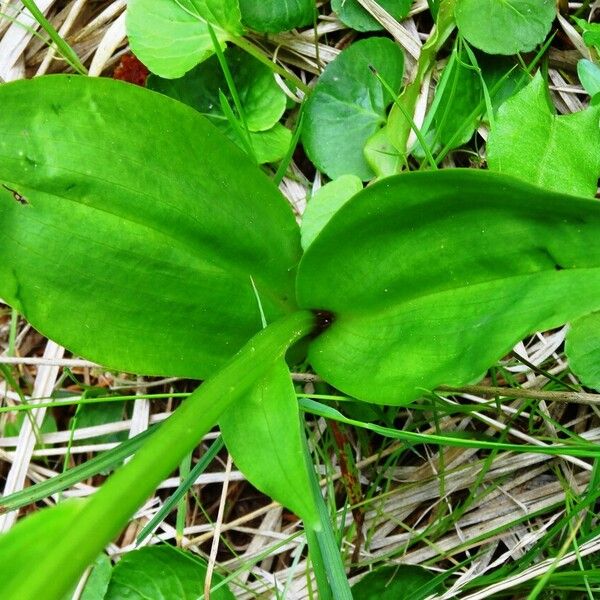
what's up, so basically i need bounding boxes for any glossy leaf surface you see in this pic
[455,0,555,55]
[238,0,313,32]
[80,554,112,600]
[127,0,242,78]
[297,170,600,404]
[105,546,234,599]
[578,59,600,99]
[487,72,600,198]
[566,312,600,391]
[220,359,319,526]
[302,38,404,181]
[0,76,300,380]
[331,0,411,32]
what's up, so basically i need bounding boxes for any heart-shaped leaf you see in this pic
[219,359,319,526]
[297,170,600,404]
[455,0,555,55]
[105,545,234,599]
[0,75,300,380]
[302,37,404,181]
[331,0,411,32]
[238,0,313,32]
[487,72,600,198]
[127,0,243,78]
[566,312,600,391]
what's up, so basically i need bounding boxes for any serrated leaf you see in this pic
[0,76,300,380]
[127,0,243,78]
[331,0,411,32]
[566,312,600,391]
[455,0,555,55]
[105,546,234,599]
[239,0,313,33]
[219,359,319,526]
[302,37,404,181]
[297,170,600,405]
[487,72,600,198]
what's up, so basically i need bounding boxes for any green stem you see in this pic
[19,310,315,600]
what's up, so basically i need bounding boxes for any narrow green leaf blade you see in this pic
[487,72,600,198]
[105,546,234,599]
[297,170,600,404]
[567,312,600,391]
[127,0,243,78]
[219,359,320,526]
[0,75,300,380]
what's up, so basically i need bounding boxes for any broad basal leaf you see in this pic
[105,546,234,599]
[455,0,555,55]
[219,359,320,526]
[566,312,600,391]
[0,76,300,380]
[302,37,404,181]
[297,170,600,405]
[331,0,411,32]
[239,0,313,32]
[487,72,600,198]
[127,0,243,78]
[578,59,600,100]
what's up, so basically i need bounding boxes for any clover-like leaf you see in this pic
[302,37,404,181]
[487,72,600,198]
[127,0,243,78]
[297,170,600,405]
[455,0,555,55]
[0,75,300,380]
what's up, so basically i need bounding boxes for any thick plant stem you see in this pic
[13,310,315,600]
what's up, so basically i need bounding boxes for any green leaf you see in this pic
[147,47,286,132]
[302,37,404,181]
[487,72,600,198]
[573,16,600,50]
[301,175,363,250]
[578,59,600,99]
[455,0,555,55]
[0,499,86,597]
[297,170,600,405]
[0,75,300,380]
[127,0,243,78]
[238,0,313,33]
[352,565,443,599]
[331,0,411,32]
[566,312,600,391]
[105,545,234,599]
[216,121,292,164]
[80,554,112,600]
[219,359,320,526]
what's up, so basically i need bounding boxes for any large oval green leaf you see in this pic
[0,75,300,379]
[455,0,555,55]
[332,0,411,32]
[127,0,243,78]
[297,170,600,405]
[301,37,404,181]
